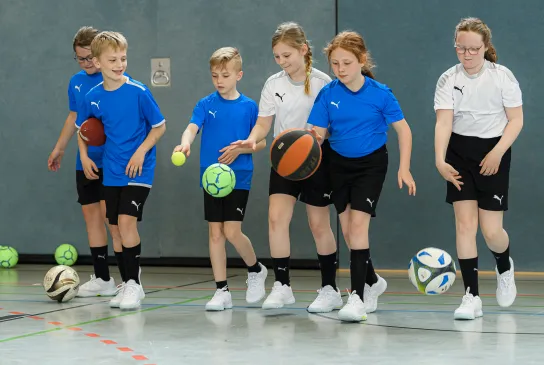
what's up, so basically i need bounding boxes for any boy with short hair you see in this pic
[174,47,268,311]
[77,31,166,310]
[48,26,123,298]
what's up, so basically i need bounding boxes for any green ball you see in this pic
[202,163,236,198]
[55,244,78,266]
[171,151,186,166]
[0,246,19,268]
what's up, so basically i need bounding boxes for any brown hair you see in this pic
[272,22,313,95]
[91,31,128,59]
[455,17,497,62]
[72,26,99,51]
[324,31,376,79]
[209,47,242,73]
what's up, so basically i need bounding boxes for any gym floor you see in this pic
[1,265,543,365]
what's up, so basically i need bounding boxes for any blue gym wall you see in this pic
[0,0,542,270]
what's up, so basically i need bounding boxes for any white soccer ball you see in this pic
[43,265,80,302]
[408,247,456,295]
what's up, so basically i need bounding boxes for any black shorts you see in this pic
[327,143,388,216]
[103,185,151,225]
[446,133,511,211]
[268,139,333,207]
[76,169,104,205]
[204,189,250,222]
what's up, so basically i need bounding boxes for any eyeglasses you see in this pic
[454,45,483,55]
[74,55,93,63]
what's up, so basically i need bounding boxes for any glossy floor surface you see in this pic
[1,265,543,364]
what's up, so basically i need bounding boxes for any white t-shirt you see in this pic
[434,60,522,138]
[259,68,332,137]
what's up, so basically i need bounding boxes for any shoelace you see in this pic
[460,288,475,307]
[246,273,260,289]
[499,272,513,289]
[314,288,336,303]
[124,283,140,297]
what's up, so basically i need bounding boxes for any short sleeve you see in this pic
[258,81,276,117]
[307,88,330,128]
[189,99,207,130]
[140,89,165,128]
[434,72,454,110]
[382,88,405,124]
[500,67,523,108]
[250,101,258,129]
[68,81,77,112]
[75,94,91,128]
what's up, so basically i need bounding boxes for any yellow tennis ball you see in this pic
[171,151,186,166]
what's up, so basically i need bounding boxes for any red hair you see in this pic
[324,31,375,79]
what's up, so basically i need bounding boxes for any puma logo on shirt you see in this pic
[454,86,465,95]
[275,93,285,102]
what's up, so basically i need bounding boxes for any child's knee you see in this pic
[223,223,242,243]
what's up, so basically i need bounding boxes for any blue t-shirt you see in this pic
[190,92,258,190]
[308,77,404,158]
[76,77,165,187]
[68,71,104,170]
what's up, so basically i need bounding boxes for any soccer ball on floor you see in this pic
[0,246,19,268]
[44,265,80,302]
[408,247,456,295]
[55,244,78,266]
[202,163,236,198]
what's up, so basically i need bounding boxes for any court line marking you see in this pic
[0,275,237,323]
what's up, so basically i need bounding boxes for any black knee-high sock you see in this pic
[273,257,290,286]
[123,244,141,284]
[318,252,337,288]
[90,246,110,281]
[114,251,127,283]
[366,256,378,286]
[350,249,369,301]
[491,245,511,274]
[459,257,479,296]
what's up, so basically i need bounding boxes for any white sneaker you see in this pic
[454,288,483,320]
[109,283,126,308]
[205,288,233,311]
[364,275,387,313]
[246,263,268,303]
[496,257,517,307]
[338,290,367,322]
[76,275,117,297]
[262,281,295,309]
[307,285,343,313]
[119,280,145,310]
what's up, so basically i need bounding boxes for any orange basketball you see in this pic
[270,128,322,181]
[79,118,106,146]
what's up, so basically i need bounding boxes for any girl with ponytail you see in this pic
[231,22,342,313]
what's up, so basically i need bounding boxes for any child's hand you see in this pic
[81,156,99,180]
[230,137,257,151]
[174,143,191,157]
[48,148,64,172]
[218,145,241,165]
[398,168,416,196]
[126,149,146,178]
[309,127,324,143]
